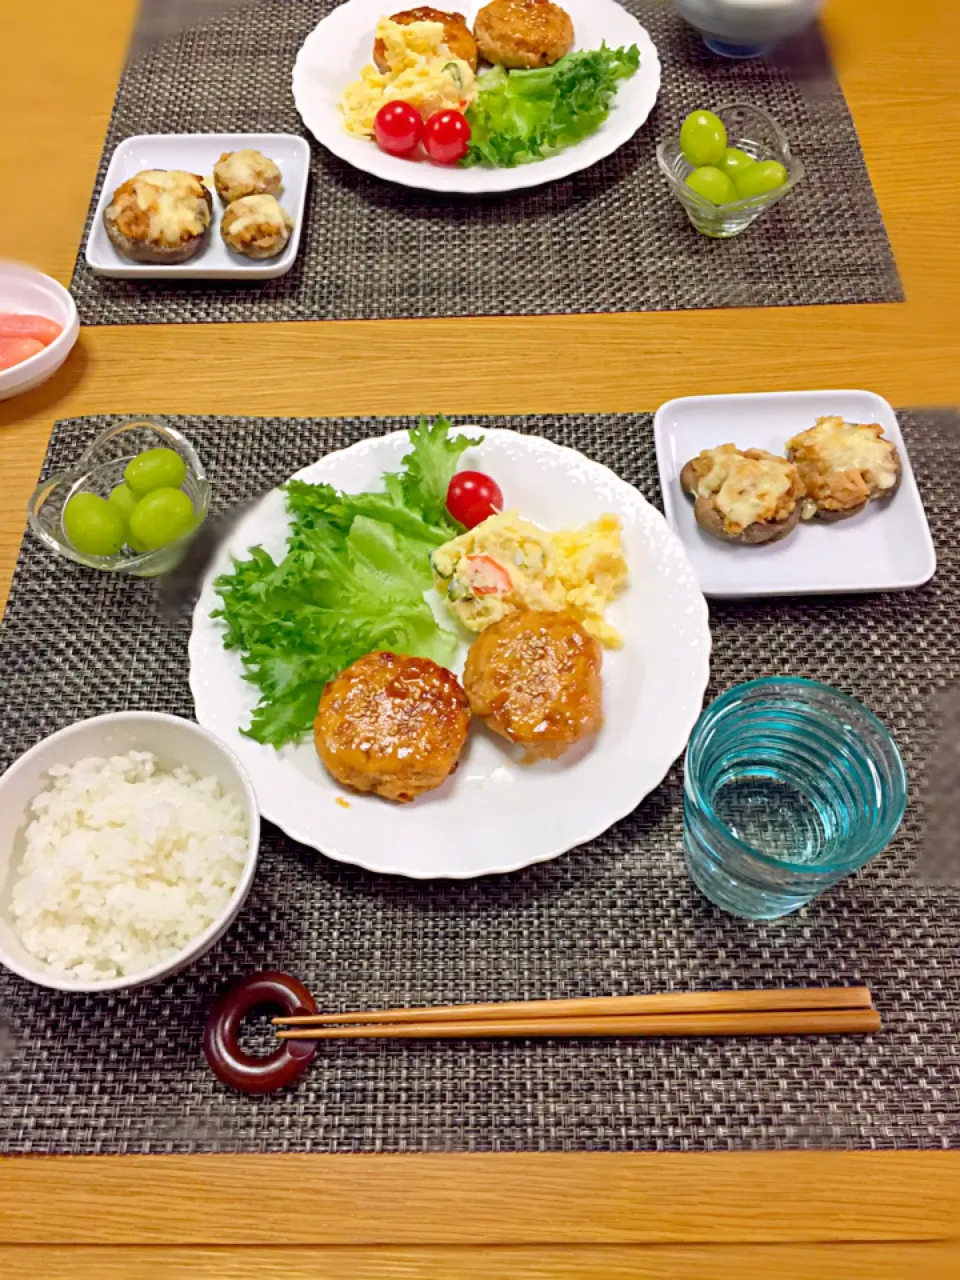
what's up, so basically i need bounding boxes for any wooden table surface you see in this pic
[1,0,958,1274]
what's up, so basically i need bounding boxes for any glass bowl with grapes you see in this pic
[657,103,804,238]
[28,418,210,577]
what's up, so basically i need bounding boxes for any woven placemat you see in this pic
[68,0,901,325]
[1,410,957,1154]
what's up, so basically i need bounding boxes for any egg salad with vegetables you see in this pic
[431,511,628,648]
[340,17,477,138]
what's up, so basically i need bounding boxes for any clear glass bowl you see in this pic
[27,418,210,578]
[657,103,804,238]
[683,678,907,919]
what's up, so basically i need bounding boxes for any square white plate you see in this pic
[653,390,937,599]
[85,133,310,280]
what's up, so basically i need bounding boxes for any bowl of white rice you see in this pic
[0,712,260,992]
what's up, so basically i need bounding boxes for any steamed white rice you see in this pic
[10,751,249,981]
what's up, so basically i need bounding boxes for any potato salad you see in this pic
[431,510,629,647]
[340,18,477,137]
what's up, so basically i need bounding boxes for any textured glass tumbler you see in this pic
[683,678,907,919]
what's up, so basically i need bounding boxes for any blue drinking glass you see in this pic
[683,677,907,920]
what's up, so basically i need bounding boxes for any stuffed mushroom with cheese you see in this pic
[787,417,902,522]
[104,170,212,265]
[220,194,294,259]
[680,445,805,546]
[213,149,283,205]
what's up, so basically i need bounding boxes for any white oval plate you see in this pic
[291,0,661,193]
[188,428,710,879]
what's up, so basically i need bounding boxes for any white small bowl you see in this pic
[674,0,823,57]
[0,713,260,993]
[0,262,80,402]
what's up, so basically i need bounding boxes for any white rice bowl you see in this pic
[0,713,260,993]
[10,752,249,982]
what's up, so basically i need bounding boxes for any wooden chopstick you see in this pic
[273,986,873,1028]
[276,1008,880,1041]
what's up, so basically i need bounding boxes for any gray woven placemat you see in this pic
[1,410,957,1154]
[68,0,902,325]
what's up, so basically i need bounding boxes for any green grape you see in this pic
[128,487,195,551]
[685,166,737,206]
[124,447,188,497]
[63,492,127,557]
[108,483,139,524]
[718,147,756,183]
[679,110,727,167]
[735,160,788,199]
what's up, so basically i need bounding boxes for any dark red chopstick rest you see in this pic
[203,970,318,1094]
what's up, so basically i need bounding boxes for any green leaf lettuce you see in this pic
[212,415,478,748]
[463,44,641,169]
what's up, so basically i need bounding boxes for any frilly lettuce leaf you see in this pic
[464,45,641,168]
[212,415,476,748]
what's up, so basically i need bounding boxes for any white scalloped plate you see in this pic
[291,0,661,193]
[188,428,710,878]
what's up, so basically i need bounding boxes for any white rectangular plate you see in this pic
[653,390,937,599]
[85,133,310,280]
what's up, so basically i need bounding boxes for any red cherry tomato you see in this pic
[423,109,471,164]
[373,101,423,158]
[447,471,503,529]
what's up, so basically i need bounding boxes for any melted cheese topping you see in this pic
[110,170,210,246]
[690,445,801,535]
[787,417,899,511]
[340,18,477,137]
[213,149,282,203]
[222,194,292,239]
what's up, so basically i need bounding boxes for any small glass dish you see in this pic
[657,103,804,239]
[683,677,907,920]
[27,418,210,578]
